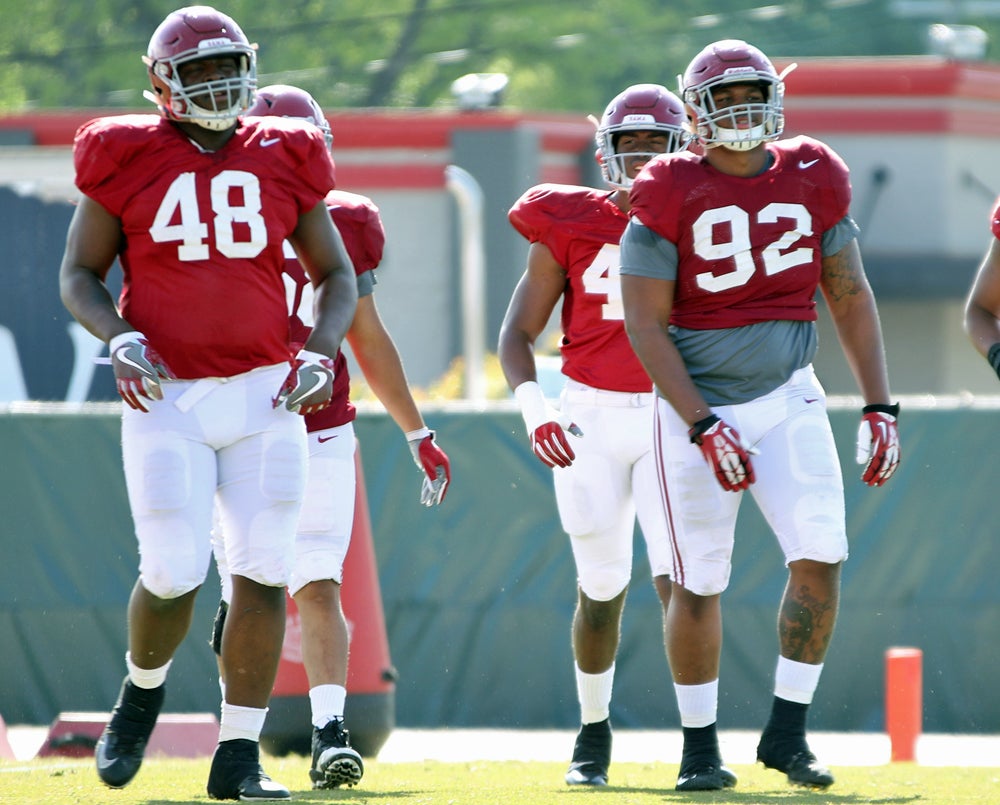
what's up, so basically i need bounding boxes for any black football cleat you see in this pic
[206,738,290,801]
[95,677,164,788]
[757,732,834,789]
[564,718,611,786]
[675,757,738,791]
[309,718,364,789]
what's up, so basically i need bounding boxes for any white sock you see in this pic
[125,651,171,689]
[774,656,824,704]
[576,663,614,725]
[674,680,718,728]
[309,684,347,728]
[218,702,268,743]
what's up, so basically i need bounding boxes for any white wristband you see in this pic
[297,348,332,365]
[109,331,144,353]
[513,380,549,433]
[406,427,432,443]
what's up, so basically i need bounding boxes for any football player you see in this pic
[963,197,1000,376]
[620,39,900,791]
[498,84,692,788]
[210,84,450,792]
[59,7,358,801]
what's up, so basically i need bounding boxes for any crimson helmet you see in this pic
[247,85,333,151]
[680,39,795,151]
[595,84,689,188]
[142,6,257,131]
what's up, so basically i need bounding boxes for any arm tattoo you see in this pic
[821,249,865,304]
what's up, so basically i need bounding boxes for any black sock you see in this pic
[764,696,808,738]
[681,724,720,762]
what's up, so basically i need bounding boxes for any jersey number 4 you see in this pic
[581,243,624,320]
[693,203,813,292]
[150,171,267,260]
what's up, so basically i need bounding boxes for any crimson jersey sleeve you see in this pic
[508,184,651,392]
[509,184,629,265]
[74,115,178,217]
[991,196,1000,240]
[328,190,386,273]
[628,137,852,329]
[72,114,336,379]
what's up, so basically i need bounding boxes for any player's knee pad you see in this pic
[675,556,733,597]
[228,549,294,588]
[577,558,631,602]
[137,525,210,599]
[287,533,350,596]
[139,557,206,600]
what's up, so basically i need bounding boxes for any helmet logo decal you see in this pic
[197,37,236,51]
[594,83,690,189]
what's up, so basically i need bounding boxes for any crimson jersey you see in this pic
[74,114,335,379]
[509,184,651,392]
[287,191,386,432]
[629,136,851,330]
[991,196,1000,240]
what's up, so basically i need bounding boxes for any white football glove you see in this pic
[109,331,176,412]
[273,349,335,415]
[514,381,583,469]
[406,427,451,506]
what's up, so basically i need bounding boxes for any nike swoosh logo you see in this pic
[317,434,339,443]
[804,397,819,404]
[261,137,281,147]
[295,369,327,402]
[95,741,116,770]
[798,159,819,169]
[113,345,146,372]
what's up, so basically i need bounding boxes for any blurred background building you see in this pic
[1,54,999,402]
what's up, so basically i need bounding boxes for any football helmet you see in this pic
[680,39,795,152]
[142,6,257,132]
[595,84,689,188]
[247,85,333,151]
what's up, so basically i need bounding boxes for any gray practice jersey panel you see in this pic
[620,216,859,405]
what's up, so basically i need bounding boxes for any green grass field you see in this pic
[2,754,998,804]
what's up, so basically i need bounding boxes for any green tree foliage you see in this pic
[0,0,998,115]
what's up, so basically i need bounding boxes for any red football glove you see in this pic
[514,381,583,469]
[273,349,335,416]
[406,428,451,506]
[855,403,900,487]
[109,331,176,412]
[689,414,757,492]
[529,421,583,469]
